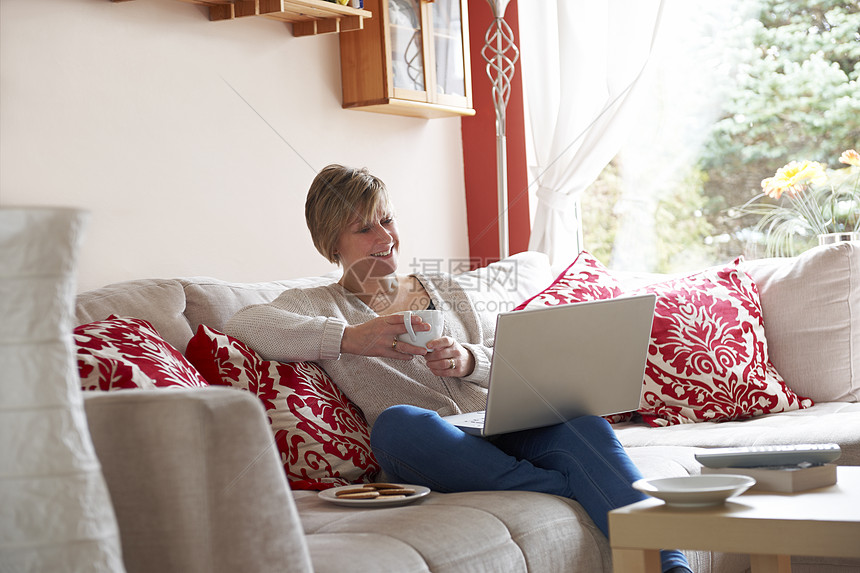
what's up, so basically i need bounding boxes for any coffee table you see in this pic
[609,466,860,572]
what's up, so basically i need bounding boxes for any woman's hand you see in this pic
[341,315,431,360]
[424,337,475,378]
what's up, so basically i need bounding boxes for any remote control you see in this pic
[694,443,842,468]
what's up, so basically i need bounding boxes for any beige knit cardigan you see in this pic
[224,273,493,426]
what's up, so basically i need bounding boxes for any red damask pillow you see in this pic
[633,263,812,425]
[185,325,380,490]
[521,252,813,426]
[515,251,623,310]
[75,316,209,391]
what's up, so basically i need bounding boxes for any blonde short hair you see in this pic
[305,164,393,265]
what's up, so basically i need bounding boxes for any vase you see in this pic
[818,232,860,246]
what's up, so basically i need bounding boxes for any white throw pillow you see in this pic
[454,251,554,313]
[0,208,126,572]
[742,241,860,403]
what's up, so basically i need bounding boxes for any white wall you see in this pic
[0,0,469,292]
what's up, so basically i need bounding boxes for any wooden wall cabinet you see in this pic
[339,0,474,118]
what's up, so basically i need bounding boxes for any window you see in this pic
[581,0,859,272]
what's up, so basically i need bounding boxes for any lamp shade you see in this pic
[0,207,125,572]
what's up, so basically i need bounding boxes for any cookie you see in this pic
[377,488,416,496]
[364,482,402,490]
[336,490,380,499]
[334,487,376,497]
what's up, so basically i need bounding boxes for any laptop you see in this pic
[442,294,656,436]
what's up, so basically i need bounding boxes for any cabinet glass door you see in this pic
[431,0,466,98]
[389,0,425,92]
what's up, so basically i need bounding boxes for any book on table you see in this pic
[701,463,837,493]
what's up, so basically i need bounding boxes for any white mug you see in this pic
[395,309,444,351]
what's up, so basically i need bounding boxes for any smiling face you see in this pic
[305,164,396,269]
[334,209,401,279]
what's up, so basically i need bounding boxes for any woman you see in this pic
[225,164,692,573]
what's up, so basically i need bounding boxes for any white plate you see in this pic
[633,475,756,508]
[318,484,431,508]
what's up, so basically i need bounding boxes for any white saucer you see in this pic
[633,475,756,507]
[318,484,431,508]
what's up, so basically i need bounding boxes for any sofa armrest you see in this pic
[84,388,313,573]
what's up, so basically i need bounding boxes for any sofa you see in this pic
[74,242,860,573]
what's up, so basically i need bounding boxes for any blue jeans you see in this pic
[371,405,691,573]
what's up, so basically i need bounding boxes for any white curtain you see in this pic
[519,0,665,267]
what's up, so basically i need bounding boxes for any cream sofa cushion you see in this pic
[616,401,860,465]
[295,489,611,572]
[76,278,192,353]
[180,275,336,335]
[742,242,859,403]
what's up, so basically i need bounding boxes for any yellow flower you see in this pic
[839,149,860,167]
[761,160,827,199]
